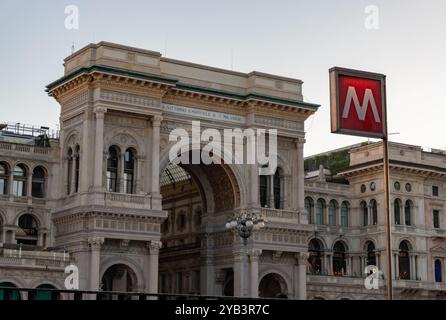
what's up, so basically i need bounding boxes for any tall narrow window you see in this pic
[361,201,368,226]
[405,200,412,226]
[366,242,376,267]
[31,166,45,198]
[67,148,73,195]
[273,169,282,209]
[394,199,401,225]
[13,164,27,197]
[260,175,268,207]
[308,239,323,275]
[328,200,337,225]
[433,186,439,197]
[370,199,378,225]
[16,214,38,245]
[316,199,325,225]
[74,145,80,192]
[435,259,442,283]
[398,241,411,280]
[107,146,119,192]
[305,197,314,224]
[0,163,8,195]
[433,210,440,229]
[340,202,349,227]
[333,241,347,276]
[123,148,135,194]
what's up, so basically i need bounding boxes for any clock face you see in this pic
[405,183,412,192]
[394,181,401,190]
[361,184,366,193]
[370,182,376,191]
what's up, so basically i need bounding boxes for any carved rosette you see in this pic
[148,240,162,255]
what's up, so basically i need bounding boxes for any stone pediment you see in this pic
[431,246,446,253]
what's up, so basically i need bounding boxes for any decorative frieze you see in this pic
[100,89,160,108]
[254,115,303,131]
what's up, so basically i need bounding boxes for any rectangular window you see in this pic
[433,210,440,229]
[433,186,439,197]
[0,179,5,195]
[13,180,25,196]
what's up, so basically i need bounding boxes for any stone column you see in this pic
[26,170,32,197]
[80,109,91,193]
[88,237,104,292]
[394,253,399,279]
[248,249,261,298]
[148,240,162,297]
[296,139,305,219]
[250,163,259,207]
[70,154,77,194]
[151,116,162,194]
[93,107,106,191]
[8,169,14,197]
[297,252,308,300]
[119,153,125,193]
[269,175,275,208]
[233,250,245,297]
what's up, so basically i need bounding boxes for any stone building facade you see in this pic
[0,42,445,300]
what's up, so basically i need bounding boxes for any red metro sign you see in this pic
[329,67,387,138]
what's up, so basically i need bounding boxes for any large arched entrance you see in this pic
[258,273,288,298]
[158,150,242,295]
[101,264,138,294]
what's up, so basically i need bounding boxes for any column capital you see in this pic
[293,137,306,147]
[295,252,309,265]
[94,107,107,118]
[152,115,163,126]
[249,249,262,262]
[148,240,162,254]
[88,237,104,250]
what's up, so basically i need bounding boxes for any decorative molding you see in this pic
[100,89,160,109]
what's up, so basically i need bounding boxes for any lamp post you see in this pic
[225,211,266,297]
[225,211,266,245]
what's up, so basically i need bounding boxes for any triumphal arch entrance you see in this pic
[46,41,319,299]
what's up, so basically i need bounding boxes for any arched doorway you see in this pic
[159,151,241,295]
[0,282,20,300]
[258,273,288,298]
[398,241,411,280]
[101,264,138,295]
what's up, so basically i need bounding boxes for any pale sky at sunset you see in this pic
[1,0,445,156]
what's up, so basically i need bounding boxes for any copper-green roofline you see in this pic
[46,64,320,111]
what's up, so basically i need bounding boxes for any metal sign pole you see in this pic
[383,120,393,301]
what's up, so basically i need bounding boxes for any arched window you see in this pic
[106,146,119,192]
[398,241,411,280]
[361,201,368,226]
[13,164,27,197]
[16,214,38,245]
[31,166,45,198]
[316,199,325,225]
[308,239,323,275]
[74,145,80,193]
[273,168,283,209]
[29,284,60,300]
[370,199,378,225]
[259,175,268,207]
[366,241,376,267]
[67,148,73,195]
[305,197,314,224]
[333,241,347,276]
[0,282,20,300]
[340,202,349,227]
[328,200,337,225]
[394,199,401,225]
[123,148,135,194]
[435,259,442,283]
[404,200,412,226]
[0,162,8,195]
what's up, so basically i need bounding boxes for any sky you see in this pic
[0,0,445,156]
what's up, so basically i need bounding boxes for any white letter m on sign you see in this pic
[342,86,380,122]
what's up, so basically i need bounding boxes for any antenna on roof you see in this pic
[71,42,75,54]
[230,48,234,70]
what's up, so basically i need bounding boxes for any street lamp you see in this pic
[225,211,266,244]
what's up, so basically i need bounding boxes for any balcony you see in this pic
[0,245,70,269]
[260,207,305,224]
